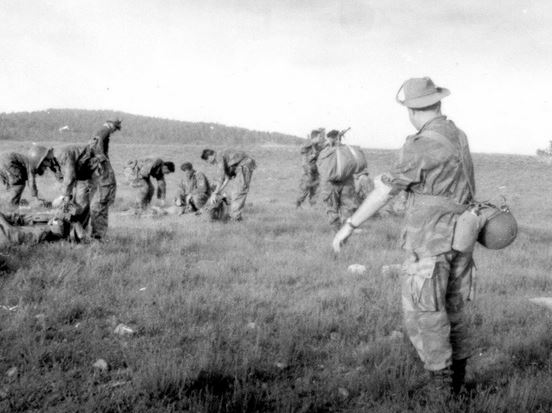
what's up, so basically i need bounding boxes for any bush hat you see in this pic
[396,77,450,109]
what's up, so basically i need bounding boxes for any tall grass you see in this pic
[0,141,551,412]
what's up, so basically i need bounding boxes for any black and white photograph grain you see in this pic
[0,1,551,412]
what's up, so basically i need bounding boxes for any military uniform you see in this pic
[0,153,36,206]
[176,170,211,212]
[124,158,168,210]
[385,115,475,372]
[57,145,115,239]
[318,143,359,230]
[87,123,118,237]
[0,212,50,247]
[296,140,324,206]
[214,149,256,220]
[0,209,84,248]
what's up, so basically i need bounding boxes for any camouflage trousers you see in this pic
[229,158,256,220]
[133,178,155,210]
[296,165,319,206]
[402,251,473,371]
[320,177,359,230]
[74,161,117,239]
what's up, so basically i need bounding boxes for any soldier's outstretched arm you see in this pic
[332,174,393,253]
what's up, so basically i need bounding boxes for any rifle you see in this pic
[338,127,351,141]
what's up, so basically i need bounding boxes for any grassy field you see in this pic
[1,140,552,412]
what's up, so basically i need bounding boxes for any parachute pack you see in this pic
[318,144,368,182]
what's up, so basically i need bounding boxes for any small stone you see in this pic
[6,367,17,377]
[114,323,135,336]
[246,322,256,330]
[347,264,367,275]
[528,297,552,312]
[338,387,350,398]
[381,264,402,277]
[93,359,108,371]
[388,330,404,341]
[138,287,147,292]
[274,362,287,369]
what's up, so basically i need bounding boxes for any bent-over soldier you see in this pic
[333,77,476,395]
[56,145,116,239]
[0,144,62,207]
[201,148,256,221]
[124,158,175,211]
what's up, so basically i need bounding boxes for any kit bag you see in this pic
[318,144,367,182]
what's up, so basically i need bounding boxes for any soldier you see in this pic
[200,148,256,221]
[56,144,115,240]
[318,130,359,231]
[333,77,476,395]
[124,158,175,211]
[296,128,325,207]
[0,202,86,249]
[175,162,211,212]
[87,119,120,236]
[0,144,62,207]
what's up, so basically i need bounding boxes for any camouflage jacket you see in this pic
[215,149,254,185]
[385,116,475,257]
[89,124,114,158]
[56,145,99,197]
[0,152,38,197]
[300,139,324,169]
[177,170,211,208]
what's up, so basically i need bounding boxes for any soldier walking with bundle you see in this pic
[175,162,211,212]
[200,148,256,221]
[124,158,175,212]
[0,144,62,207]
[318,129,361,231]
[296,128,325,208]
[333,77,477,395]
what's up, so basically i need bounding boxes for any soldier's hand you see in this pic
[332,224,354,253]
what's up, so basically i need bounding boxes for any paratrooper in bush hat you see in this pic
[334,76,477,395]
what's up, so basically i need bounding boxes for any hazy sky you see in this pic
[1,0,551,154]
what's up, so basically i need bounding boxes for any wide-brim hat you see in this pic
[396,77,450,109]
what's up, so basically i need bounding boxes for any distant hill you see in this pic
[0,109,303,146]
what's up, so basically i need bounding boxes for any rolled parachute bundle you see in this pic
[318,144,367,182]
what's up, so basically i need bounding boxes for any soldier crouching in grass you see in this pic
[200,148,256,221]
[175,162,211,213]
[333,77,476,397]
[124,158,175,213]
[0,144,62,208]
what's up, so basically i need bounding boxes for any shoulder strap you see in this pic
[421,129,476,198]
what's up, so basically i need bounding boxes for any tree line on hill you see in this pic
[0,109,303,146]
